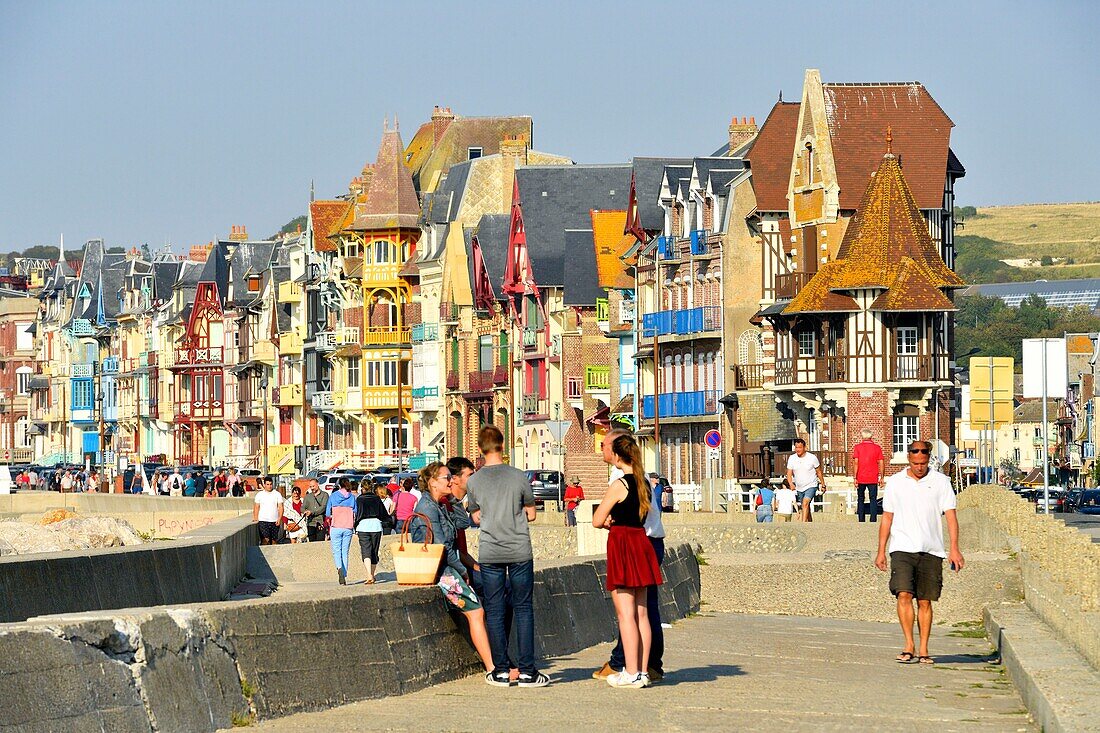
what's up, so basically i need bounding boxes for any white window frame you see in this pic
[892,414,919,455]
[16,367,32,396]
[797,331,816,358]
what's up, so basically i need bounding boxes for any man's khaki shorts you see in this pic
[889,551,944,601]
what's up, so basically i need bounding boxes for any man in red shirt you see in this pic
[852,429,886,522]
[563,477,585,526]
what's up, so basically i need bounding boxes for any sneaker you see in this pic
[516,672,551,688]
[606,671,636,688]
[337,570,346,586]
[485,671,513,687]
[631,672,651,689]
[591,662,616,680]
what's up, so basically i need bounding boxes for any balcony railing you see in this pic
[277,383,302,406]
[732,364,764,390]
[774,354,946,386]
[774,272,815,300]
[411,323,439,342]
[585,365,610,391]
[689,229,709,255]
[277,281,303,303]
[311,391,335,411]
[316,327,361,351]
[595,298,609,323]
[411,386,439,399]
[618,299,636,323]
[656,235,675,260]
[468,370,494,393]
[566,377,583,401]
[641,390,720,419]
[142,351,158,367]
[440,302,459,323]
[890,355,942,382]
[72,363,95,378]
[175,346,224,366]
[523,327,539,349]
[493,364,509,385]
[446,372,460,391]
[362,326,410,345]
[279,329,303,355]
[71,319,94,336]
[641,306,720,337]
[522,395,546,416]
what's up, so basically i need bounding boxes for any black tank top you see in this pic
[610,474,645,528]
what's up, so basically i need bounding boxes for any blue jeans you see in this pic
[610,537,665,673]
[330,528,353,575]
[857,483,879,522]
[756,506,774,523]
[481,559,536,676]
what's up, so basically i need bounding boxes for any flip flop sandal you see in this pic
[896,652,915,663]
[917,656,935,665]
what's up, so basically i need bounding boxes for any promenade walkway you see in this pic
[250,612,1034,732]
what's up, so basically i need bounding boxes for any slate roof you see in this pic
[822,82,954,210]
[1015,399,1060,423]
[152,260,181,303]
[64,240,130,326]
[225,240,278,308]
[197,241,231,303]
[744,101,801,212]
[562,229,602,306]
[631,157,692,231]
[350,127,422,230]
[405,114,533,192]
[469,215,510,300]
[514,164,632,288]
[784,153,964,315]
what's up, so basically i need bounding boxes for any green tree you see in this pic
[278,216,307,235]
[1039,254,1053,266]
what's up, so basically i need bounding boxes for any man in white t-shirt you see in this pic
[252,480,285,545]
[786,439,825,522]
[875,440,964,665]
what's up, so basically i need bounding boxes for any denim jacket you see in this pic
[410,495,471,577]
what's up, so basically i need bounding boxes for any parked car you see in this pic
[1034,489,1065,513]
[1075,489,1100,515]
[525,470,564,507]
[1064,489,1084,512]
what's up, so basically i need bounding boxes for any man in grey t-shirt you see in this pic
[466,424,548,688]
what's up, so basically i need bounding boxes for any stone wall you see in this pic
[958,485,1100,671]
[0,515,255,623]
[0,544,701,732]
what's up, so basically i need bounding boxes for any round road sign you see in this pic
[704,429,722,448]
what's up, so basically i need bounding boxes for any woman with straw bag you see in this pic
[409,462,496,675]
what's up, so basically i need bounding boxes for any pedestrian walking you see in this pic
[227,468,245,496]
[410,462,498,675]
[354,479,386,583]
[60,471,73,493]
[874,440,964,665]
[393,479,419,531]
[786,438,825,521]
[592,432,663,689]
[376,484,396,536]
[283,487,308,543]
[752,480,775,523]
[774,479,798,522]
[252,477,284,546]
[593,431,667,685]
[302,479,328,542]
[212,468,228,497]
[466,424,549,688]
[326,477,357,584]
[563,477,585,527]
[852,429,886,522]
[27,469,38,490]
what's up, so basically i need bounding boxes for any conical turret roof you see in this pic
[351,123,421,230]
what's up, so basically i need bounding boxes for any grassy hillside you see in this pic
[956,202,1100,283]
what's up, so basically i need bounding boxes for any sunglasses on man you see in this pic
[908,448,930,455]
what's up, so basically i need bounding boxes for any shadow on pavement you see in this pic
[654,664,746,686]
[929,652,998,665]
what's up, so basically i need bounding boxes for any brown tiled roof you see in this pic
[611,394,634,415]
[351,127,421,230]
[822,83,953,210]
[745,102,800,211]
[310,200,346,253]
[785,153,964,315]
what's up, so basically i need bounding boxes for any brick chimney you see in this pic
[189,242,213,262]
[728,116,758,155]
[500,133,529,167]
[229,225,248,241]
[432,105,456,144]
[350,163,374,198]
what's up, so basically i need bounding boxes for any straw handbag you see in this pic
[390,512,444,585]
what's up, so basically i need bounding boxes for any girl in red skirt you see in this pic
[592,433,663,688]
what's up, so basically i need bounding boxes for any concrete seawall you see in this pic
[0,544,700,732]
[0,515,255,623]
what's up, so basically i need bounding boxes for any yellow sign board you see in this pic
[969,356,1014,429]
[267,444,298,475]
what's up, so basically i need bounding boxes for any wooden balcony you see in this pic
[775,354,947,387]
[585,365,610,391]
[362,326,410,346]
[277,281,303,303]
[277,383,302,406]
[467,370,494,393]
[774,272,815,300]
[174,346,224,367]
[522,395,547,416]
[732,364,764,390]
[316,327,360,351]
[493,364,509,385]
[446,372,460,391]
[279,329,303,356]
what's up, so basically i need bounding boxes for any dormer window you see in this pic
[247,275,261,293]
[467,146,483,160]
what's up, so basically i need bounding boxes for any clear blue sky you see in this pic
[1,0,1096,252]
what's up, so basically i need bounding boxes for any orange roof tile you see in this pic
[590,210,634,290]
[310,200,346,253]
[822,83,954,210]
[745,102,801,211]
[785,153,964,315]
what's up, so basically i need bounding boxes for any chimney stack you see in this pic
[432,105,456,144]
[499,133,530,167]
[229,225,248,241]
[728,115,758,156]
